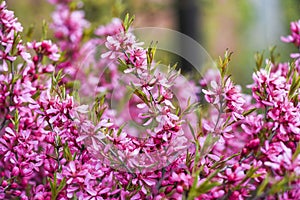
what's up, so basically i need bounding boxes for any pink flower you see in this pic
[95,18,124,37]
[0,1,23,32]
[101,31,142,60]
[250,68,288,107]
[264,142,300,175]
[27,40,60,61]
[281,20,300,47]
[51,5,90,51]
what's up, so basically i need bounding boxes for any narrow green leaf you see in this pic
[210,153,240,169]
[42,20,48,40]
[242,108,256,117]
[200,133,219,158]
[188,121,196,141]
[256,174,269,196]
[57,177,66,193]
[123,13,135,32]
[197,181,221,194]
[26,24,35,40]
[63,142,72,161]
[292,142,300,161]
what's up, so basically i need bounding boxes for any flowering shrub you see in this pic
[1,0,300,199]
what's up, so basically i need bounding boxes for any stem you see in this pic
[98,139,135,174]
[1,61,15,131]
[213,94,223,133]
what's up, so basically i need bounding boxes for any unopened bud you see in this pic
[12,166,20,176]
[247,138,260,149]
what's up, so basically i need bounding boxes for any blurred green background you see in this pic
[7,0,300,86]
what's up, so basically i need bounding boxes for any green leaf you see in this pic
[42,20,48,40]
[48,177,54,192]
[193,141,200,173]
[200,133,219,158]
[118,58,129,72]
[265,60,272,75]
[48,173,66,200]
[12,32,21,56]
[242,108,256,117]
[269,45,280,64]
[63,142,72,161]
[117,123,126,136]
[57,177,66,194]
[132,87,149,106]
[210,153,240,169]
[197,181,221,194]
[188,121,196,141]
[72,152,77,161]
[292,142,300,161]
[12,74,21,84]
[218,49,233,79]
[49,173,58,200]
[254,51,264,71]
[286,62,295,81]
[236,166,259,188]
[269,176,289,194]
[26,24,35,40]
[93,94,107,121]
[188,169,221,200]
[147,42,157,66]
[13,109,20,132]
[256,174,269,196]
[288,71,300,99]
[180,102,201,117]
[192,165,203,187]
[123,13,135,32]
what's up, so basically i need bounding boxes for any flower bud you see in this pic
[231,190,240,198]
[227,174,235,182]
[5,114,11,120]
[12,166,20,176]
[1,180,8,187]
[247,138,260,149]
[13,190,21,196]
[161,180,168,186]
[165,186,173,194]
[287,141,295,150]
[241,148,248,156]
[232,163,239,171]
[33,55,39,63]
[21,178,28,186]
[11,182,18,189]
[176,185,184,194]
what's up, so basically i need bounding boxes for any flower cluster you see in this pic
[1,0,300,199]
[282,20,300,71]
[281,20,300,47]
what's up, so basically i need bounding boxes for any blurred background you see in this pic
[7,0,300,86]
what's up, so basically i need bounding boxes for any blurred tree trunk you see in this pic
[176,0,200,73]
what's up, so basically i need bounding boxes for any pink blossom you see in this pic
[281,20,300,47]
[95,18,124,37]
[27,40,60,61]
[1,0,300,199]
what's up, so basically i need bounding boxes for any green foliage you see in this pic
[123,13,135,32]
[254,51,264,71]
[11,109,20,132]
[218,49,233,81]
[288,68,300,100]
[188,168,221,199]
[48,173,67,200]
